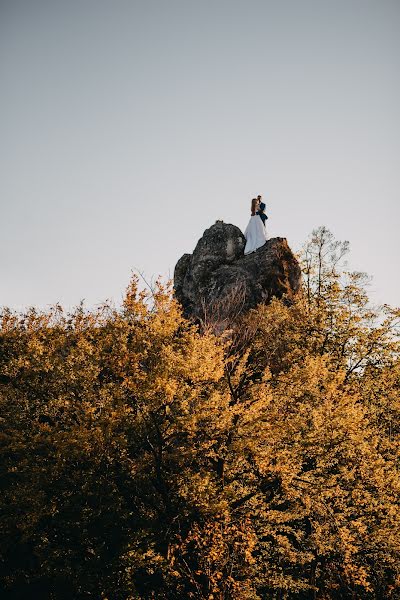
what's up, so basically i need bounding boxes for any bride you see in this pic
[244,197,267,254]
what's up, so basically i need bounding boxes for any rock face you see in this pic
[174,221,302,325]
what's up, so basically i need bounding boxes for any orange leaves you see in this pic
[168,518,258,599]
[1,261,400,598]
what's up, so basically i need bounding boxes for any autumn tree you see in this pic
[0,229,399,599]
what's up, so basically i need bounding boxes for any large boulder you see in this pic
[174,221,302,326]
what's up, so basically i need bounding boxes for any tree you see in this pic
[0,231,399,599]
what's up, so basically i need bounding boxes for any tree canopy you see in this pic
[1,227,399,599]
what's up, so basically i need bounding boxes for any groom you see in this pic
[256,195,268,226]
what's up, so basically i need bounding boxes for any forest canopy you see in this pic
[1,227,399,599]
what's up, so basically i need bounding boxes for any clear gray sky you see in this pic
[1,0,399,312]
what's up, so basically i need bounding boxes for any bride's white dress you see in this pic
[244,215,267,255]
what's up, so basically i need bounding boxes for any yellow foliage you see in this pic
[0,230,399,599]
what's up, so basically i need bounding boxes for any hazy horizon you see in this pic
[1,0,399,313]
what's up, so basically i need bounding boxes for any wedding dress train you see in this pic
[244,215,267,255]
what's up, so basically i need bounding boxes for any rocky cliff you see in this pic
[174,221,301,326]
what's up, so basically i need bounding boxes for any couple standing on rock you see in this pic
[244,194,268,255]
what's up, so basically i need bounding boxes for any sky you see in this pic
[1,0,399,313]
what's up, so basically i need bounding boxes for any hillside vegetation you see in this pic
[1,227,399,599]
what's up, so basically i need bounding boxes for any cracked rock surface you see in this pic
[174,221,302,324]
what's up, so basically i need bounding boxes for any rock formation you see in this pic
[174,221,302,326]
